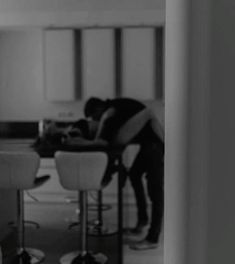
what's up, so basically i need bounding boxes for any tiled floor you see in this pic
[24,200,163,264]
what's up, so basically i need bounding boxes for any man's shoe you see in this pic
[129,239,158,250]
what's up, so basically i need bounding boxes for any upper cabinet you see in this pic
[82,29,115,99]
[121,27,164,100]
[44,28,116,101]
[44,27,164,102]
[122,28,156,100]
[44,30,78,101]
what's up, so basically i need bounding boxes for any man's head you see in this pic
[84,97,106,121]
[72,119,90,138]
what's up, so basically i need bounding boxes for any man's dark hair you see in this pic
[84,97,106,120]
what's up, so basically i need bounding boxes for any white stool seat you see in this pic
[0,151,50,264]
[55,151,108,264]
[0,151,40,189]
[55,151,108,191]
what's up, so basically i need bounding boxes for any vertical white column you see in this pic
[165,0,211,264]
[164,0,191,264]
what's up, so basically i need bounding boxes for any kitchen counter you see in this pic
[0,138,35,150]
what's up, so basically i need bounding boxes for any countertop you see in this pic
[0,138,125,158]
[0,138,35,152]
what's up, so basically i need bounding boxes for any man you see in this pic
[84,97,164,250]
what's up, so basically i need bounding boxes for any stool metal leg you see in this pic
[66,192,116,235]
[88,191,117,236]
[80,190,87,256]
[17,190,45,264]
[18,190,24,250]
[60,191,108,264]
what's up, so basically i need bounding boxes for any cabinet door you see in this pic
[122,28,156,100]
[44,30,77,101]
[82,29,115,99]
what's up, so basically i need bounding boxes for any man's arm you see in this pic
[64,108,116,146]
[114,107,164,145]
[94,107,116,140]
[64,136,108,146]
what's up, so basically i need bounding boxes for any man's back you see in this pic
[100,98,146,142]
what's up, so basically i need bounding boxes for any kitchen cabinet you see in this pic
[44,30,79,101]
[122,28,157,100]
[82,29,115,99]
[43,27,163,102]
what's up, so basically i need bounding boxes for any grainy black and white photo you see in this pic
[0,1,234,264]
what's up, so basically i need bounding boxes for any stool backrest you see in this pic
[55,151,108,191]
[0,151,40,190]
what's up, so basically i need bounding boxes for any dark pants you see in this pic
[129,140,164,243]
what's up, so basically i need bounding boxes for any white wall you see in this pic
[0,0,164,27]
[0,0,164,11]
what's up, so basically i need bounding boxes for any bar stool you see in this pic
[0,151,50,264]
[55,151,108,264]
